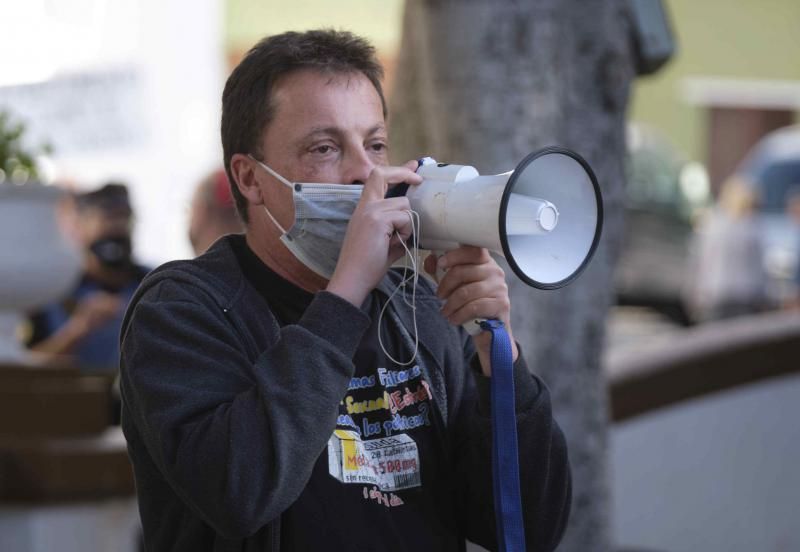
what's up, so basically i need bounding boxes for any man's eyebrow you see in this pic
[366,123,387,136]
[299,123,387,142]
[298,127,342,142]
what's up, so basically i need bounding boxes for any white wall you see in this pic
[612,373,800,551]
[0,499,140,552]
[0,0,225,265]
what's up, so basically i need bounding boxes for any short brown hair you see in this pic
[221,29,386,223]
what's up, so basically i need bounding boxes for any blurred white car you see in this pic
[615,124,710,325]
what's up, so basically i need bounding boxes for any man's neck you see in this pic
[245,223,328,294]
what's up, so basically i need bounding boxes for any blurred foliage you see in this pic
[0,110,52,185]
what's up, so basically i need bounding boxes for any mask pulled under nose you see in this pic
[251,156,363,279]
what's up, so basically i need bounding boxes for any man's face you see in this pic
[251,69,389,229]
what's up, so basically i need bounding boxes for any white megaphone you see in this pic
[390,146,603,292]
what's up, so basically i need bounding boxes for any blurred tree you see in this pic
[0,110,50,185]
[390,1,635,550]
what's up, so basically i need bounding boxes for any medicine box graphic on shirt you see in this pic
[328,430,421,492]
[327,364,433,494]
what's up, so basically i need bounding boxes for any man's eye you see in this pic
[370,143,388,153]
[313,145,334,154]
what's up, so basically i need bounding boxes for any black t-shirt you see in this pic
[231,237,461,551]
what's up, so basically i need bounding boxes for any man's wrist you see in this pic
[325,275,368,307]
[474,329,519,377]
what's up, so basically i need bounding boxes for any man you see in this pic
[188,169,243,255]
[28,182,149,373]
[120,30,570,551]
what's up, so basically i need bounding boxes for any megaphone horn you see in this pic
[401,146,603,290]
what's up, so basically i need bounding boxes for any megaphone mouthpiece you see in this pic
[505,194,559,235]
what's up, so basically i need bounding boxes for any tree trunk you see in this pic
[389,1,635,550]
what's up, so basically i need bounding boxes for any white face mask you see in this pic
[250,155,421,367]
[250,155,363,279]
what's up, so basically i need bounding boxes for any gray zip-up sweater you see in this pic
[120,236,571,551]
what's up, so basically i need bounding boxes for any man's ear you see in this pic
[230,153,264,206]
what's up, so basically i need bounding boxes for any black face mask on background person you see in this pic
[89,235,133,271]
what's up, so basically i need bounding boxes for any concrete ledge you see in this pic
[0,428,134,502]
[607,311,800,422]
[0,373,112,438]
[0,363,131,502]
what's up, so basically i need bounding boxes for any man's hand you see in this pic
[424,246,518,376]
[326,161,422,307]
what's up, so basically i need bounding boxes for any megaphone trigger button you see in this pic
[417,156,436,168]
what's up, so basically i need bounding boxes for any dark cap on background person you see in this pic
[74,182,133,216]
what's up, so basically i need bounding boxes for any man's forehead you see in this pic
[272,68,366,95]
[270,70,382,115]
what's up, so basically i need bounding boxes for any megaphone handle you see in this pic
[433,249,447,282]
[463,318,485,336]
[433,249,486,336]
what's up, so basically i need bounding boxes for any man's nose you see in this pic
[343,147,375,185]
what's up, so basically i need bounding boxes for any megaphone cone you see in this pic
[404,147,603,289]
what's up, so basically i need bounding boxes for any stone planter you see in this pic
[0,184,81,361]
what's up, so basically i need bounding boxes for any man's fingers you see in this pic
[378,196,412,212]
[436,265,484,299]
[436,263,504,300]
[381,209,415,239]
[361,165,422,202]
[445,297,508,327]
[438,246,492,270]
[440,280,497,318]
[423,254,439,280]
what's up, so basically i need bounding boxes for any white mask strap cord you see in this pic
[248,154,292,235]
[378,209,420,366]
[262,205,288,235]
[248,154,294,189]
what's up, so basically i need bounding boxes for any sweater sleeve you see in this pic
[449,333,572,551]
[120,281,370,538]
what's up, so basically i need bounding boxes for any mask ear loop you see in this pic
[378,209,420,366]
[248,154,295,235]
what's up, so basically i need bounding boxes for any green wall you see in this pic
[225,0,800,164]
[630,0,800,162]
[225,0,405,56]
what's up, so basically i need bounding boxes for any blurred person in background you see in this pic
[785,190,800,311]
[685,177,769,321]
[188,169,243,255]
[26,182,150,373]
